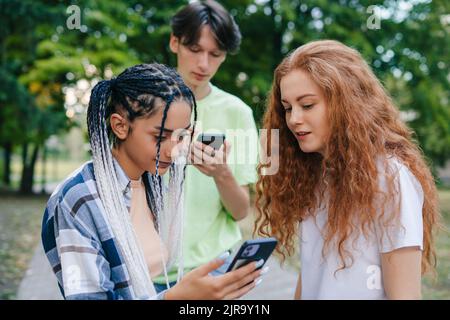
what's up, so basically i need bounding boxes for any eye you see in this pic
[283,105,292,113]
[211,52,222,58]
[189,46,200,53]
[156,135,168,142]
[303,104,314,110]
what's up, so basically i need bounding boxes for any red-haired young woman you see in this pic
[256,40,441,300]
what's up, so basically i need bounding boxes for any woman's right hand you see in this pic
[164,257,265,300]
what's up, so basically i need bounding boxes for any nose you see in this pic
[161,138,178,161]
[288,106,304,127]
[197,52,209,72]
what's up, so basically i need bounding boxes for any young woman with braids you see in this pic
[41,63,264,300]
[255,40,441,299]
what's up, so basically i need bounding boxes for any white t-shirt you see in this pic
[300,157,424,299]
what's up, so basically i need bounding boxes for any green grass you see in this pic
[2,156,86,190]
[422,190,450,299]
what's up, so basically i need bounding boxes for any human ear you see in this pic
[110,113,130,141]
[169,33,180,54]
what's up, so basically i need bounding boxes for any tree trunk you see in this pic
[19,143,39,194]
[21,142,28,168]
[2,142,12,186]
[41,144,47,194]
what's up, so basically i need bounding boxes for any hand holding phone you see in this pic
[197,133,226,151]
[226,237,277,272]
[191,133,229,172]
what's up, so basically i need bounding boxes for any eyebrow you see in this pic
[188,43,224,53]
[281,93,316,104]
[154,123,192,133]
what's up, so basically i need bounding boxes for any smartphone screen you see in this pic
[197,133,225,150]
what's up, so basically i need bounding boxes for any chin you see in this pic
[191,77,208,87]
[298,143,319,154]
[149,166,170,175]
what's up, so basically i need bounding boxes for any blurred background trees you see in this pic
[0,0,449,193]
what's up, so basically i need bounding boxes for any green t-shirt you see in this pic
[154,83,258,283]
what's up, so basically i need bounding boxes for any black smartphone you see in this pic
[226,237,277,272]
[197,133,226,150]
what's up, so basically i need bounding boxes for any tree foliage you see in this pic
[1,0,449,192]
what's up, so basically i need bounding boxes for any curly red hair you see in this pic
[255,40,441,274]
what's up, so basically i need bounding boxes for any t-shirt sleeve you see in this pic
[375,160,424,253]
[231,106,259,186]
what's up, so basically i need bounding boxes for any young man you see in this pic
[153,0,259,292]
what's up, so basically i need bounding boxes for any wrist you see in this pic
[213,165,232,183]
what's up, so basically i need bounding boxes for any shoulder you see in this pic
[42,161,101,251]
[375,156,425,252]
[375,155,424,228]
[379,156,423,199]
[45,161,98,220]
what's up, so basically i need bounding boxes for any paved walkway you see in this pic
[17,245,298,300]
[241,256,298,300]
[17,244,62,300]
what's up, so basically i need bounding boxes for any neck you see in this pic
[193,83,211,100]
[180,72,211,100]
[112,147,143,180]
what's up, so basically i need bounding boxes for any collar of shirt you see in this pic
[112,157,133,210]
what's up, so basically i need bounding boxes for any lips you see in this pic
[158,161,172,169]
[192,72,208,80]
[295,131,311,140]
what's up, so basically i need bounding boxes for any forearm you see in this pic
[294,273,302,299]
[213,166,250,221]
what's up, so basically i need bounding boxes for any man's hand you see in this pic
[190,139,232,178]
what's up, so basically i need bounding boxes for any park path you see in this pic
[17,244,62,300]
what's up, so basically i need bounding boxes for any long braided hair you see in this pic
[87,63,197,298]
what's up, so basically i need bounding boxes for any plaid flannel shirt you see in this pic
[41,160,165,300]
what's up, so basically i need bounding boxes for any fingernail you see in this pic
[260,266,269,275]
[255,277,263,286]
[255,259,264,269]
[217,251,230,261]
